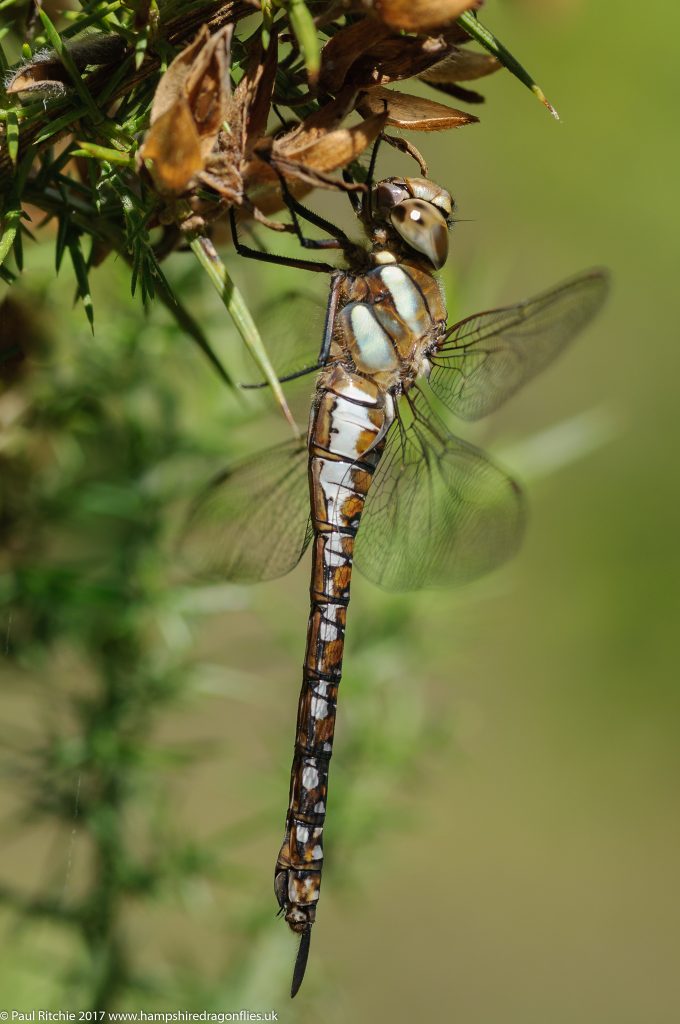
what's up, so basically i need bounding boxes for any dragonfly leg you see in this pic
[275,172,350,253]
[318,271,344,365]
[361,132,383,222]
[381,132,429,177]
[342,168,363,213]
[229,207,336,274]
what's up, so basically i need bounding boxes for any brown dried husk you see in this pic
[139,25,232,194]
[257,88,388,190]
[334,34,452,92]
[357,86,478,130]
[319,18,391,94]
[419,46,499,84]
[369,0,480,33]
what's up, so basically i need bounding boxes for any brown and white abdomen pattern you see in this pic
[274,366,390,931]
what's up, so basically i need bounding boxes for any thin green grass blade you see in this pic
[457,11,559,120]
[60,2,124,38]
[189,235,300,436]
[285,0,321,84]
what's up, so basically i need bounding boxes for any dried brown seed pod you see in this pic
[367,0,482,33]
[138,26,232,195]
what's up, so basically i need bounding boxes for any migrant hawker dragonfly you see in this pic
[181,171,608,995]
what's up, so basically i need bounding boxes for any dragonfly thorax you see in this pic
[330,261,447,392]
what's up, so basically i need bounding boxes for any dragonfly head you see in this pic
[372,177,453,270]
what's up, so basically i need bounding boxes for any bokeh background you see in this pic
[1,1,679,1019]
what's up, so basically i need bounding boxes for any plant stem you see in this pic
[189,235,300,436]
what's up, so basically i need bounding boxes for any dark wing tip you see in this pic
[290,925,312,998]
[562,266,611,306]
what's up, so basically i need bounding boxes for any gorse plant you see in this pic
[0,272,217,1006]
[1,0,556,420]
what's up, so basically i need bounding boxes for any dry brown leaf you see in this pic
[148,27,210,124]
[240,160,313,216]
[193,31,278,209]
[139,25,232,195]
[139,100,203,193]
[256,88,386,191]
[370,0,480,32]
[319,19,390,94]
[234,32,278,162]
[255,153,365,193]
[283,112,388,174]
[340,34,451,90]
[420,46,499,84]
[274,88,358,156]
[356,86,477,130]
[186,25,233,155]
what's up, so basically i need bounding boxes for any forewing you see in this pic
[429,269,609,420]
[354,389,525,592]
[179,439,311,582]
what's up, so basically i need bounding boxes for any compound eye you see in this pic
[389,199,449,269]
[375,181,409,212]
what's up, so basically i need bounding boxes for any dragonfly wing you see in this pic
[241,289,326,387]
[179,438,312,582]
[429,269,609,421]
[354,388,525,592]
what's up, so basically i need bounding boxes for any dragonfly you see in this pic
[181,162,609,996]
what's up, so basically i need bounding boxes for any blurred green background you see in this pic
[1,1,679,1019]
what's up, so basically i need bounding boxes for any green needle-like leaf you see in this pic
[72,141,135,165]
[285,0,321,84]
[0,28,10,72]
[0,208,21,269]
[457,11,559,120]
[67,231,95,332]
[5,109,18,165]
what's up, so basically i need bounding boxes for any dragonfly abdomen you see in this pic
[274,366,389,942]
